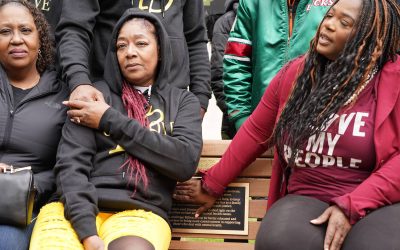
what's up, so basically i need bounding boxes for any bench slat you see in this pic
[202,140,273,157]
[172,221,260,240]
[234,178,270,197]
[198,158,272,177]
[249,199,267,218]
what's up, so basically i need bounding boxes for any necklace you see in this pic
[343,67,378,106]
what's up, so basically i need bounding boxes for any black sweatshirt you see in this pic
[55,0,211,110]
[55,10,203,241]
[0,68,68,208]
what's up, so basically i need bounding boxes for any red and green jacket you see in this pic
[224,0,333,129]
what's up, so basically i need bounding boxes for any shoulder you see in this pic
[215,11,236,33]
[277,55,306,85]
[381,55,400,73]
[41,69,69,98]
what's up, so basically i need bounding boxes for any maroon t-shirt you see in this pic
[285,77,378,203]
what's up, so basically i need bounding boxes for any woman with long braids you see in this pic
[29,9,202,250]
[174,0,400,249]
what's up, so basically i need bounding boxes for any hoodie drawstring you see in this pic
[161,0,165,18]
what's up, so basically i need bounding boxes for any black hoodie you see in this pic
[0,68,68,208]
[55,0,211,110]
[55,9,203,241]
[210,0,238,113]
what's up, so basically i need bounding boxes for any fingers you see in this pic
[94,90,105,102]
[329,229,346,250]
[310,207,331,225]
[63,100,87,109]
[173,187,197,202]
[66,109,84,122]
[321,206,351,250]
[176,179,196,187]
[324,219,335,250]
[172,193,192,203]
[195,204,211,218]
[0,163,8,171]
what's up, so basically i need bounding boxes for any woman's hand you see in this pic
[0,163,10,172]
[83,235,105,250]
[63,96,110,129]
[173,178,218,217]
[310,205,352,250]
[70,85,104,102]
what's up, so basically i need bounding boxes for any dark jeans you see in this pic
[0,214,36,250]
[255,195,400,250]
[221,113,236,139]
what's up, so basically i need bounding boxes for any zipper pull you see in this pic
[2,165,31,173]
[13,166,32,173]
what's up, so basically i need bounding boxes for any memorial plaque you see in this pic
[170,183,249,235]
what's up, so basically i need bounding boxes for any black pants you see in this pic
[255,195,400,250]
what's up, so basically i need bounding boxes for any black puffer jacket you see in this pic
[55,9,203,241]
[0,68,68,208]
[210,0,238,113]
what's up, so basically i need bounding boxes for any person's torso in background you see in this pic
[248,0,333,110]
[29,0,62,35]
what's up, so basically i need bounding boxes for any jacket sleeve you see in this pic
[202,64,283,196]
[34,169,55,207]
[98,93,202,182]
[55,0,99,91]
[211,17,229,113]
[55,120,99,241]
[223,0,255,130]
[331,154,400,224]
[182,0,211,110]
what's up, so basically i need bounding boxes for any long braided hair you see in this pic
[119,18,158,194]
[273,0,400,166]
[121,81,150,194]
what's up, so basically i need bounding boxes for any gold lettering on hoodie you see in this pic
[147,105,167,134]
[108,106,174,155]
[109,145,125,155]
[134,0,174,13]
[35,0,51,11]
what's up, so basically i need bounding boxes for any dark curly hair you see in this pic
[274,0,400,166]
[0,0,54,73]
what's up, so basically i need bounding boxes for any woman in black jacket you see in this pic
[0,1,68,249]
[30,9,202,250]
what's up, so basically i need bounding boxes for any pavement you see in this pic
[202,42,223,140]
[202,95,223,139]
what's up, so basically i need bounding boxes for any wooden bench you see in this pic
[169,140,273,250]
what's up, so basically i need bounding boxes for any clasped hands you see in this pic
[64,85,110,129]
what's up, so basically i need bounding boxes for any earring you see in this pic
[38,49,42,57]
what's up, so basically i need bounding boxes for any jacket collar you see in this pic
[375,57,400,130]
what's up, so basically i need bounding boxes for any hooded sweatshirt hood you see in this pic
[103,8,171,95]
[225,0,239,12]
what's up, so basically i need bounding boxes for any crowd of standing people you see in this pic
[0,0,399,249]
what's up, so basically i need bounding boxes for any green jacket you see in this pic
[224,0,333,129]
